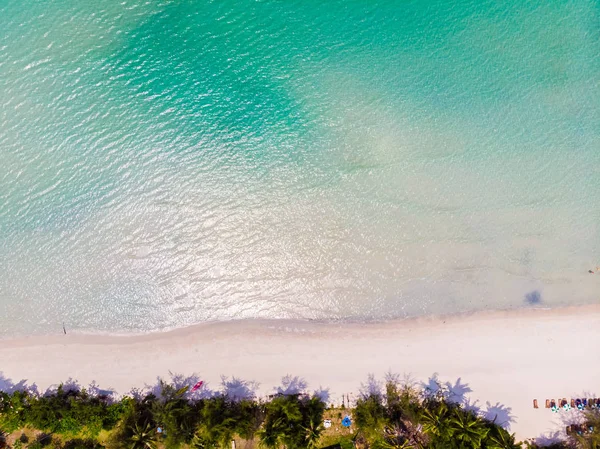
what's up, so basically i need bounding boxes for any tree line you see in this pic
[0,377,598,449]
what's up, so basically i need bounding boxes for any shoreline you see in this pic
[3,302,599,344]
[1,304,599,442]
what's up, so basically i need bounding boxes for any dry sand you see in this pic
[1,305,599,443]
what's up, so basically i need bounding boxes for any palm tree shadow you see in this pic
[132,372,215,401]
[220,376,259,401]
[86,381,117,400]
[275,375,308,396]
[535,431,563,446]
[421,374,472,406]
[421,374,516,430]
[359,374,383,399]
[0,372,39,395]
[482,401,515,429]
[445,377,472,405]
[43,377,82,396]
[421,373,444,399]
[313,387,330,403]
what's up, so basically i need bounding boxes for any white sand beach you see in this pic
[1,305,599,443]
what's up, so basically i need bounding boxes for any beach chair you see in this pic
[533,399,538,409]
[571,399,575,408]
[545,399,550,408]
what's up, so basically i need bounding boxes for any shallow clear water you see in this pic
[0,0,599,336]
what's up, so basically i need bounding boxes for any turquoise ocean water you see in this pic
[0,0,599,336]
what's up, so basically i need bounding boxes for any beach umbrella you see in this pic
[342,416,351,428]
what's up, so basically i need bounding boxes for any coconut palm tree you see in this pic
[301,396,325,449]
[420,402,455,442]
[233,399,263,441]
[449,411,489,449]
[303,417,323,449]
[258,396,304,449]
[190,432,218,449]
[198,397,238,448]
[486,425,522,449]
[129,422,157,449]
[151,384,189,429]
[257,418,283,449]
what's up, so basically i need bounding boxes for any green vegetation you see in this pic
[0,377,598,449]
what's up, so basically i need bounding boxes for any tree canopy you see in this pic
[0,377,596,449]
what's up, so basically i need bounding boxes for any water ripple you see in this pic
[0,0,599,336]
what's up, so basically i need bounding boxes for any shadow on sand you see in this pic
[421,373,516,430]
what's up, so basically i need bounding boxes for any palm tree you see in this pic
[303,417,323,449]
[199,398,237,448]
[302,396,325,449]
[257,419,282,449]
[420,402,454,442]
[129,422,157,449]
[258,396,303,449]
[190,432,217,449]
[488,426,522,449]
[151,384,190,431]
[449,411,489,449]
